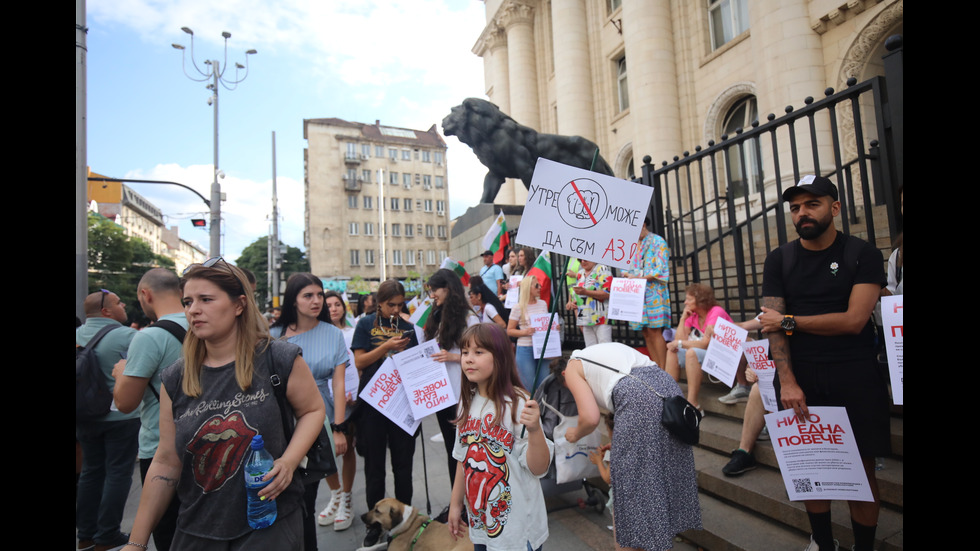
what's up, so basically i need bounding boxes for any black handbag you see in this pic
[579,357,702,446]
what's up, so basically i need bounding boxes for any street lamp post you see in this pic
[172,27,256,257]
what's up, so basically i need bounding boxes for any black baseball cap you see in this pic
[481,250,494,256]
[782,175,839,201]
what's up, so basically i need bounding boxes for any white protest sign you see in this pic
[515,158,653,270]
[701,317,748,388]
[765,406,874,502]
[327,349,359,403]
[529,312,562,360]
[607,277,645,322]
[881,295,903,405]
[742,339,779,413]
[504,275,523,308]
[358,358,420,436]
[393,340,459,420]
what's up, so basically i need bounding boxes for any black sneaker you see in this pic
[722,449,757,477]
[357,522,388,551]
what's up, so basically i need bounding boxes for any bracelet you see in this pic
[126,543,149,550]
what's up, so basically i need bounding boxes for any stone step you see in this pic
[682,492,811,551]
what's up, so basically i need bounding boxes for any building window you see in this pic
[436,200,445,215]
[361,169,371,182]
[350,249,360,266]
[607,0,622,14]
[346,142,356,159]
[423,175,432,189]
[438,225,447,238]
[347,195,358,208]
[348,222,358,235]
[403,173,412,188]
[434,151,444,165]
[389,171,398,185]
[346,168,357,181]
[363,196,373,209]
[389,148,397,160]
[435,176,444,189]
[375,145,384,157]
[361,144,370,158]
[364,222,374,235]
[425,224,434,238]
[422,150,431,162]
[616,56,629,112]
[722,96,763,195]
[424,199,433,212]
[390,197,399,211]
[405,223,414,237]
[392,223,401,236]
[426,250,436,265]
[402,149,411,160]
[406,249,415,265]
[709,0,749,50]
[365,249,375,265]
[404,198,412,212]
[392,250,402,265]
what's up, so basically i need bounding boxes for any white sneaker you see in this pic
[318,489,343,526]
[718,385,751,404]
[334,492,354,531]
[804,535,839,551]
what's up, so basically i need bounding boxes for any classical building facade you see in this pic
[472,0,903,207]
[304,118,451,281]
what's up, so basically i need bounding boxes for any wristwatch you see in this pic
[330,422,348,434]
[780,315,796,336]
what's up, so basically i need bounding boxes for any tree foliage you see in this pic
[235,236,310,309]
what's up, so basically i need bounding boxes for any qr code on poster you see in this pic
[704,358,716,372]
[793,478,813,493]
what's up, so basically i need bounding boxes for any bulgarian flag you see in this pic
[528,250,553,308]
[440,257,470,286]
[481,210,510,264]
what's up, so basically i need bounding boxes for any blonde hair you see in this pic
[516,276,538,327]
[180,262,270,398]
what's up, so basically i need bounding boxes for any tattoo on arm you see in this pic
[152,475,179,487]
[762,296,793,374]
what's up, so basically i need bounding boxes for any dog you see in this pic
[362,497,473,551]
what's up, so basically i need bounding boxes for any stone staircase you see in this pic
[677,381,904,551]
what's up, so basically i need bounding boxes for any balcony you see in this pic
[343,176,361,192]
[344,152,361,165]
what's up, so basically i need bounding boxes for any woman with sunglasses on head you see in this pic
[507,276,551,391]
[350,279,419,550]
[424,269,481,489]
[270,275,357,542]
[127,259,325,551]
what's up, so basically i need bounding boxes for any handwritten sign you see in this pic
[742,339,778,412]
[529,312,562,360]
[514,159,653,270]
[701,318,747,388]
[881,295,903,405]
[765,407,873,502]
[393,340,459,420]
[607,277,645,322]
[358,358,421,435]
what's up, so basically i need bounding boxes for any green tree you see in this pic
[235,236,310,309]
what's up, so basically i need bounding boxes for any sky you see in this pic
[85,0,489,262]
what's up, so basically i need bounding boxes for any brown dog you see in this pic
[362,497,473,551]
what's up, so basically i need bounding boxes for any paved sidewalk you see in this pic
[100,415,699,550]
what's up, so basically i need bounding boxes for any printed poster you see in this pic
[701,317,748,388]
[392,340,459,420]
[358,358,420,436]
[607,277,645,322]
[765,406,874,502]
[742,339,778,413]
[880,295,903,405]
[529,312,562,360]
[504,275,523,308]
[327,349,359,403]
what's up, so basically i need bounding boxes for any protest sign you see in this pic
[742,339,779,412]
[327,349,359,402]
[701,317,748,388]
[529,312,562,360]
[358,358,420,435]
[393,340,459,419]
[607,277,645,322]
[504,275,523,308]
[514,158,653,270]
[765,406,874,502]
[881,295,903,405]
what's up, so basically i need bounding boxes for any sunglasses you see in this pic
[183,257,247,296]
[99,288,110,309]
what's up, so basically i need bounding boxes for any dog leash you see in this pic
[389,514,431,551]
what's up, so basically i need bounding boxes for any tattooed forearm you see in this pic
[152,475,179,487]
[762,296,792,368]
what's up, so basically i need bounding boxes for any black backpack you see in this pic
[75,324,120,422]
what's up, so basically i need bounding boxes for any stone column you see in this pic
[487,29,510,115]
[497,0,538,205]
[551,0,596,140]
[620,0,681,167]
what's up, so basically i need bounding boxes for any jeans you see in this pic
[76,418,139,544]
[515,346,549,392]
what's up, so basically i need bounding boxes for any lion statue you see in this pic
[442,98,615,204]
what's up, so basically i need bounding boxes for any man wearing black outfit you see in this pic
[759,175,888,551]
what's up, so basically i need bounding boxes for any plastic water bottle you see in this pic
[244,435,277,529]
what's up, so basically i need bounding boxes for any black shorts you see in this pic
[775,357,891,458]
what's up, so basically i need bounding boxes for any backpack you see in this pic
[75,324,120,422]
[143,320,187,402]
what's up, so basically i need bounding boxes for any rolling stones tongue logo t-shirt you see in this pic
[162,340,304,540]
[452,394,552,551]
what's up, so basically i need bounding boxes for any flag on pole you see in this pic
[440,257,470,286]
[481,210,510,264]
[409,296,434,329]
[528,250,553,308]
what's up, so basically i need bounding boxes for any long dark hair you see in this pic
[324,290,349,330]
[455,323,526,427]
[424,269,472,349]
[468,278,509,324]
[273,273,329,330]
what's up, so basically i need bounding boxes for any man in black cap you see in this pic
[479,249,504,295]
[758,175,888,551]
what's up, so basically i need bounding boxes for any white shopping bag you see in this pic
[542,400,601,483]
